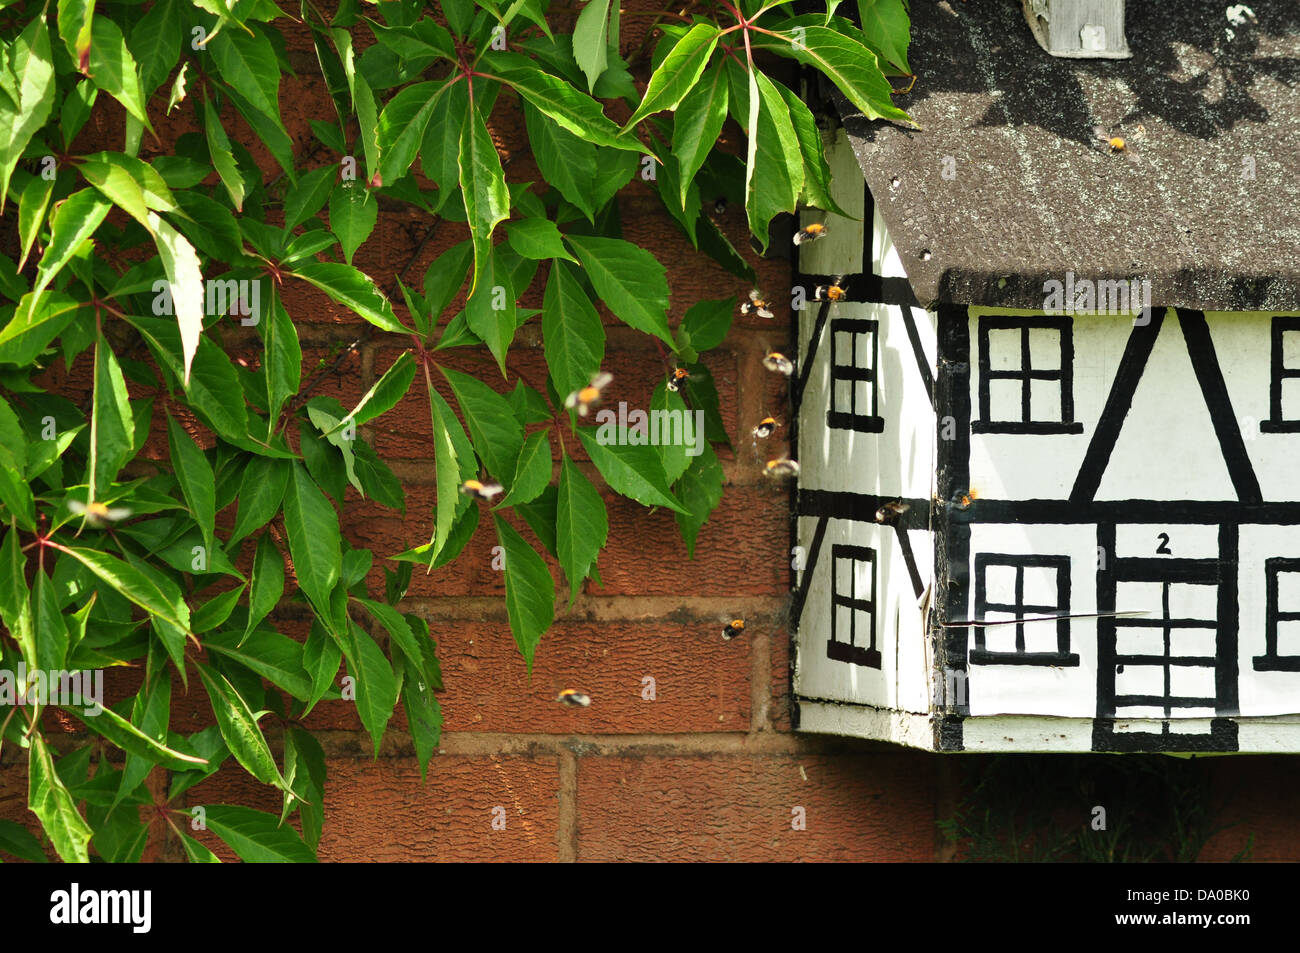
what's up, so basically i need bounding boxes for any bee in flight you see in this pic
[565,371,613,416]
[68,499,132,528]
[666,367,690,393]
[875,500,911,523]
[764,458,800,479]
[763,351,794,376]
[752,416,778,439]
[722,619,746,641]
[794,222,828,246]
[740,289,774,319]
[556,689,591,708]
[815,277,847,302]
[1093,123,1144,155]
[460,479,503,502]
[713,196,728,215]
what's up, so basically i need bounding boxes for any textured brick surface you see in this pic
[315,756,561,862]
[574,753,936,862]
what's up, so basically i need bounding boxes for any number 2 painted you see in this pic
[1156,532,1172,555]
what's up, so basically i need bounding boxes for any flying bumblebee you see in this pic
[460,479,503,502]
[764,458,800,479]
[565,371,613,416]
[875,500,911,523]
[740,289,774,319]
[1092,123,1144,155]
[556,689,591,707]
[793,222,828,246]
[666,367,690,393]
[763,351,794,376]
[68,499,132,528]
[815,277,847,302]
[752,416,778,439]
[722,619,746,641]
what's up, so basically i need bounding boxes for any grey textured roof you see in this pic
[837,0,1300,312]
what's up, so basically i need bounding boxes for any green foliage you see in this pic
[0,0,911,862]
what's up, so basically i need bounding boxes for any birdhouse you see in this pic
[1022,0,1130,58]
[790,2,1300,752]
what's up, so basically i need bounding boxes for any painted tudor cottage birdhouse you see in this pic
[790,2,1300,752]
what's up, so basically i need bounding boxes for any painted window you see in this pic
[1255,557,1300,671]
[973,317,1084,434]
[827,318,884,433]
[970,554,1080,665]
[1262,317,1300,432]
[828,544,880,668]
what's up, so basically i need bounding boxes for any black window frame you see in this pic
[827,318,884,433]
[827,544,881,668]
[1254,557,1300,671]
[1261,317,1300,432]
[970,553,1080,666]
[973,316,1084,434]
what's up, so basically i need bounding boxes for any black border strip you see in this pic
[790,515,829,626]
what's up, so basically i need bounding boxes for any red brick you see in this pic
[575,753,936,861]
[316,756,561,861]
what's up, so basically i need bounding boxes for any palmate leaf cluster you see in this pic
[0,0,910,861]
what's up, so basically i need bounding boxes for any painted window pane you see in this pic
[855,332,873,367]
[1283,327,1300,368]
[971,553,1077,665]
[987,328,1021,370]
[975,317,1078,433]
[1254,558,1300,670]
[1167,583,1217,620]
[1115,664,1164,697]
[1277,569,1300,612]
[1169,628,1217,658]
[827,319,883,433]
[833,379,853,415]
[828,544,879,668]
[987,378,1022,420]
[1275,620,1300,656]
[1116,628,1165,657]
[854,380,873,416]
[1281,378,1300,419]
[1029,378,1062,422]
[1028,327,1061,369]
[1022,620,1060,654]
[1169,666,1217,698]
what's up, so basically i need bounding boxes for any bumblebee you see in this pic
[763,351,794,376]
[69,499,132,527]
[1092,123,1144,155]
[764,458,800,479]
[460,479,503,502]
[740,289,774,319]
[713,196,728,214]
[793,222,827,246]
[556,689,591,707]
[875,500,910,523]
[752,416,778,439]
[565,371,613,416]
[722,619,746,641]
[814,277,847,302]
[666,367,690,393]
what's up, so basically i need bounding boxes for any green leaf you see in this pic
[773,77,848,217]
[333,350,415,432]
[0,819,46,862]
[203,805,316,862]
[623,22,718,129]
[282,462,341,614]
[57,0,94,70]
[210,26,282,125]
[28,734,93,863]
[419,77,468,195]
[206,627,311,700]
[523,102,598,222]
[33,568,68,673]
[556,454,606,606]
[264,285,301,428]
[0,292,82,367]
[458,100,509,297]
[193,586,243,632]
[302,619,341,714]
[506,380,552,424]
[651,380,691,485]
[857,0,911,73]
[28,190,111,311]
[440,366,524,486]
[427,388,473,564]
[290,262,407,334]
[69,704,208,771]
[377,77,455,186]
[179,831,221,862]
[572,0,610,92]
[88,332,134,501]
[130,0,182,96]
[745,69,802,253]
[673,64,728,209]
[282,164,335,230]
[577,427,687,513]
[167,416,216,556]
[329,178,377,265]
[195,663,289,792]
[541,260,604,404]
[565,235,674,348]
[398,647,442,781]
[0,17,54,214]
[493,514,554,670]
[87,16,152,131]
[343,621,397,757]
[243,533,284,642]
[204,97,246,211]
[230,456,289,546]
[498,428,552,507]
[284,724,326,847]
[17,174,55,271]
[507,217,577,262]
[463,251,515,378]
[60,545,191,634]
[755,23,910,125]
[149,211,205,387]
[678,296,734,352]
[492,59,640,152]
[674,441,724,556]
